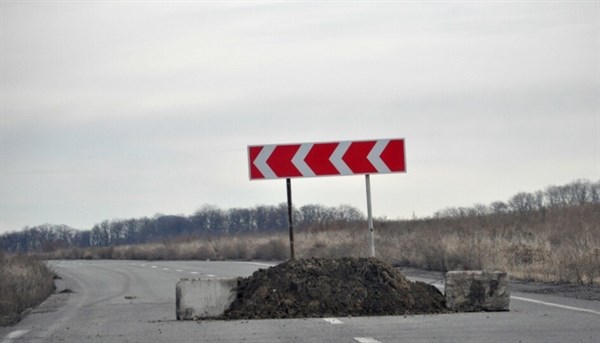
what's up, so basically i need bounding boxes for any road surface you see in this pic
[1,260,598,343]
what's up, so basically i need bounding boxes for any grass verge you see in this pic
[0,253,55,326]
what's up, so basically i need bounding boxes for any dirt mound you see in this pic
[223,257,446,319]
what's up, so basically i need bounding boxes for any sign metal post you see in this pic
[286,178,295,260]
[365,174,375,257]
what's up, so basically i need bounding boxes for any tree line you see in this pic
[432,179,599,219]
[1,179,598,254]
[0,204,364,253]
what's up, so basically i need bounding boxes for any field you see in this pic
[45,203,600,285]
[375,204,599,284]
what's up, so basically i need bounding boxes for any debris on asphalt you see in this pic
[223,257,447,319]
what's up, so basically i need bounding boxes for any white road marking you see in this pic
[414,280,599,316]
[151,266,157,268]
[206,274,216,277]
[511,296,600,316]
[354,337,382,343]
[190,271,198,274]
[2,330,29,343]
[238,262,277,267]
[322,318,343,324]
[162,268,170,271]
[176,269,183,272]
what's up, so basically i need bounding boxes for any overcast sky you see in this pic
[1,1,598,233]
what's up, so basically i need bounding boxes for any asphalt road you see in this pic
[1,260,599,343]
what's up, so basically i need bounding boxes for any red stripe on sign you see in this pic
[381,139,406,172]
[267,145,302,178]
[248,146,265,179]
[343,141,377,174]
[305,143,339,176]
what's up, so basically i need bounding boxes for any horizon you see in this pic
[3,177,597,233]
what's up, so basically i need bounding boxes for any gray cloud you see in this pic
[1,1,597,231]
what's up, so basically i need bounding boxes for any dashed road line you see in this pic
[162,268,170,271]
[238,262,277,267]
[322,318,343,324]
[206,274,216,277]
[354,337,382,343]
[151,266,157,268]
[176,269,183,272]
[2,330,29,343]
[190,271,199,274]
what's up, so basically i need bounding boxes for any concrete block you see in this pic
[176,278,238,320]
[445,271,510,312]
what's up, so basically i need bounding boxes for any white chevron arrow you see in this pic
[330,141,352,175]
[254,145,276,179]
[368,139,391,173]
[292,143,315,177]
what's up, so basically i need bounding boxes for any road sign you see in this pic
[248,138,405,180]
[248,137,406,259]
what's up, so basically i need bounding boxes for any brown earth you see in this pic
[223,257,447,319]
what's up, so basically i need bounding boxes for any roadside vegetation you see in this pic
[376,203,599,284]
[0,253,55,326]
[35,201,598,285]
[2,179,599,286]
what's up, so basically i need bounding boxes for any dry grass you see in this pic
[49,234,291,262]
[42,204,599,285]
[374,204,600,285]
[0,253,55,326]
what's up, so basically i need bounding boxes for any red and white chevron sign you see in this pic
[248,138,405,180]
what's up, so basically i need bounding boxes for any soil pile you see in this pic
[223,257,446,319]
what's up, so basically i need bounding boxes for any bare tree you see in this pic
[508,192,536,214]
